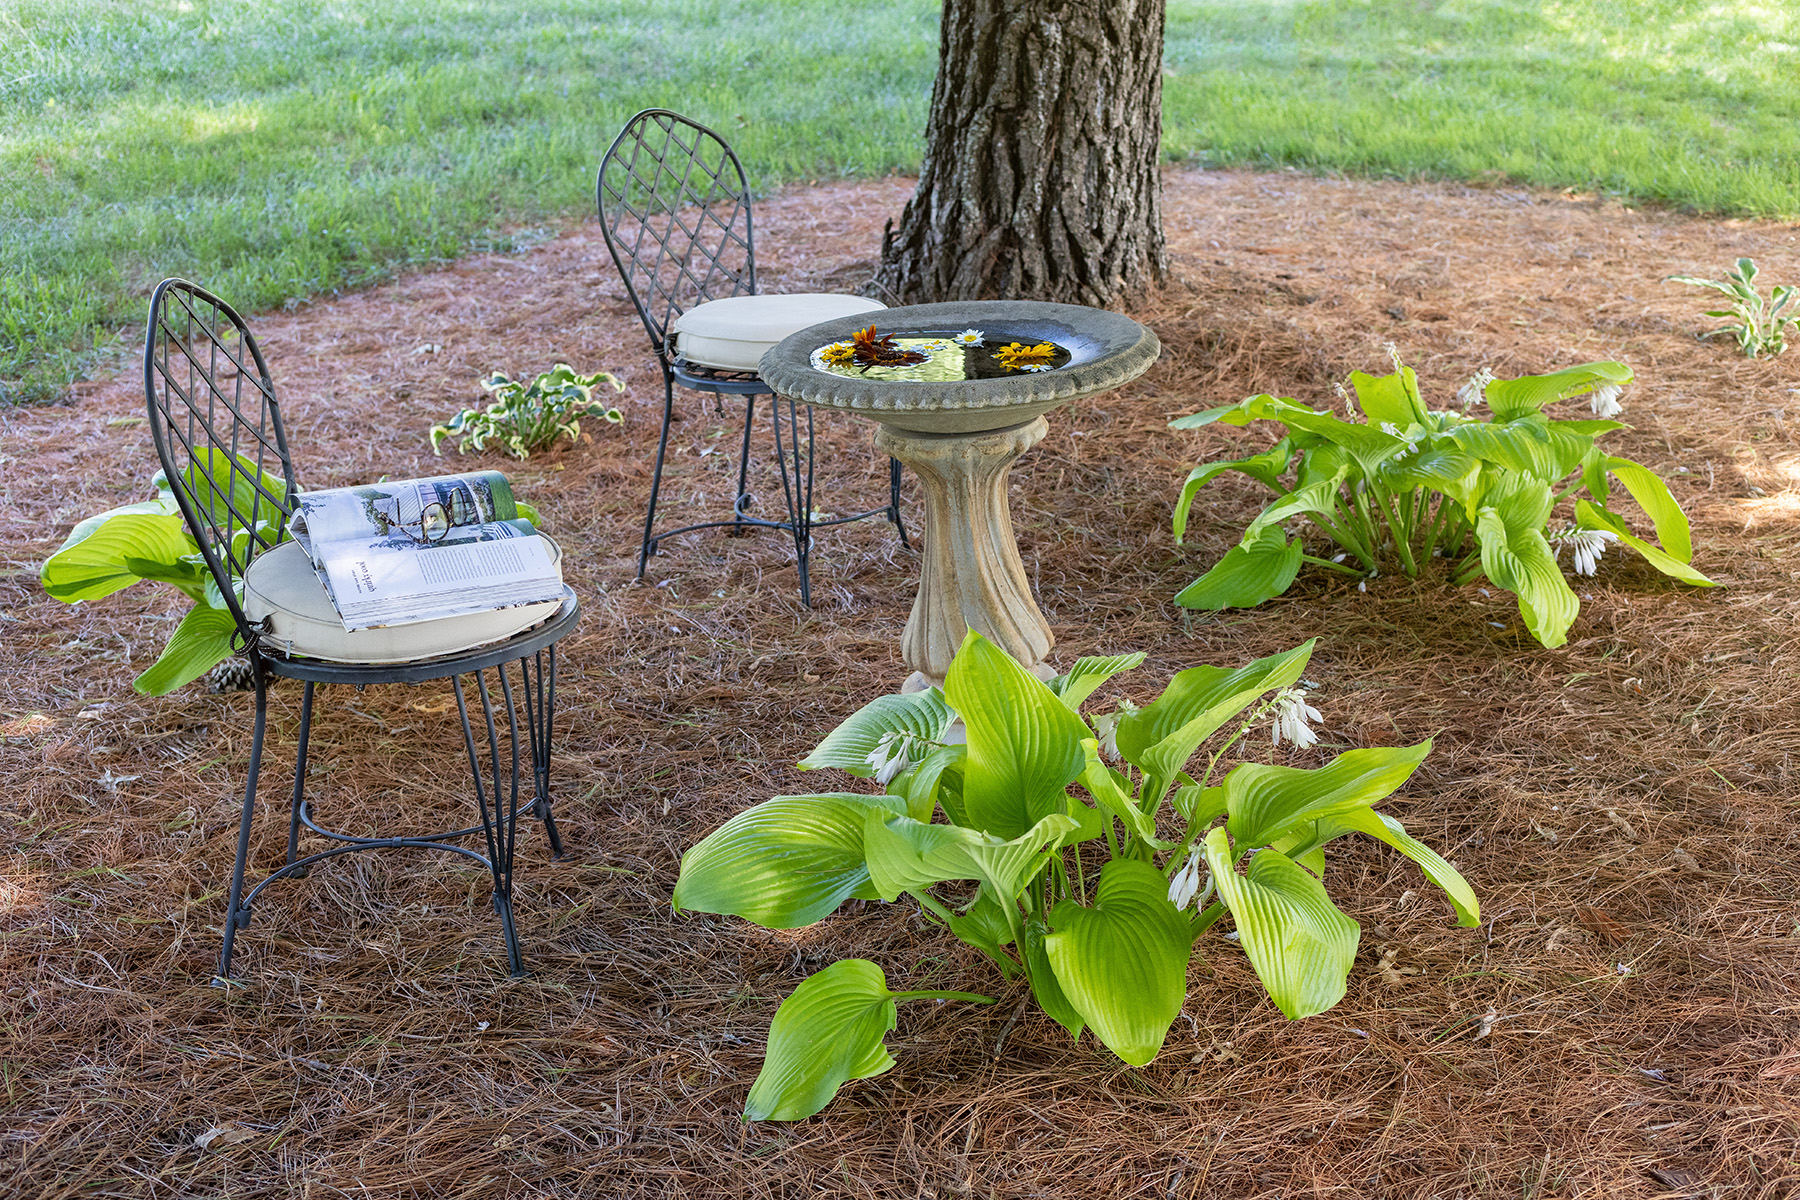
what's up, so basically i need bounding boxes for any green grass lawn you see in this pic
[3,0,1797,402]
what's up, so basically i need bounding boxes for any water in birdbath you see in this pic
[809,326,1073,382]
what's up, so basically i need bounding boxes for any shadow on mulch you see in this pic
[3,169,1798,1198]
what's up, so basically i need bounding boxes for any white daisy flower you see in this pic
[1022,363,1053,372]
[1457,368,1495,410]
[1589,383,1624,419]
[954,329,984,345]
[1270,687,1322,749]
[1167,850,1205,910]
[865,731,914,786]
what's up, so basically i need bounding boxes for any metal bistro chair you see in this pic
[597,108,909,606]
[144,279,578,981]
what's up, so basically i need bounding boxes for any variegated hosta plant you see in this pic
[673,631,1477,1121]
[1171,355,1714,648]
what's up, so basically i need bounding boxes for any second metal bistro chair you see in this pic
[144,278,576,981]
[597,108,908,606]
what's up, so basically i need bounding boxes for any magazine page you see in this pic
[289,471,518,555]
[316,517,562,632]
[287,471,562,632]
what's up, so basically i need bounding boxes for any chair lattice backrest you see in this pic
[597,109,757,357]
[143,279,298,637]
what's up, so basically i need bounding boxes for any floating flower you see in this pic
[865,731,914,786]
[915,338,955,353]
[1554,526,1619,576]
[994,341,1058,371]
[1167,850,1205,910]
[1270,686,1322,749]
[1457,368,1495,410]
[954,329,984,345]
[849,325,927,368]
[1021,363,1053,372]
[1589,383,1624,419]
[819,341,856,366]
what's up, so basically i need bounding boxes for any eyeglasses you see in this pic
[379,499,453,544]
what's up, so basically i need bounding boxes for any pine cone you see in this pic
[208,657,256,693]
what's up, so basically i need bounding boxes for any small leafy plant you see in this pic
[674,631,1477,1121]
[1170,353,1713,649]
[430,363,624,460]
[40,452,287,695]
[1667,258,1796,359]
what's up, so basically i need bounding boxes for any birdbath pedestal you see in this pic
[760,300,1159,690]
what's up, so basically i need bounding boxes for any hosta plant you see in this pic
[430,363,623,460]
[39,452,286,695]
[673,631,1477,1121]
[1170,354,1713,648]
[1667,257,1796,359]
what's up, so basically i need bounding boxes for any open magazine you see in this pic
[288,471,562,632]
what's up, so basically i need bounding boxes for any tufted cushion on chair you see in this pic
[669,293,885,372]
[242,538,567,664]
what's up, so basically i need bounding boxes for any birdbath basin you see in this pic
[760,300,1159,689]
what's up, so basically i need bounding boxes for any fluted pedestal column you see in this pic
[875,417,1054,690]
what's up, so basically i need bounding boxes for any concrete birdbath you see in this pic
[760,300,1160,690]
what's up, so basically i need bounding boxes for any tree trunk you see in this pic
[874,0,1168,308]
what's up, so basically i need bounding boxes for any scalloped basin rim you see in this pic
[759,300,1161,434]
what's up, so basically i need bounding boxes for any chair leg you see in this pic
[215,667,270,983]
[637,370,679,579]
[523,647,566,861]
[730,392,757,534]
[769,392,815,607]
[284,681,316,876]
[454,667,527,979]
[887,456,911,549]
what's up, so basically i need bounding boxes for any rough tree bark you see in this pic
[873,0,1168,308]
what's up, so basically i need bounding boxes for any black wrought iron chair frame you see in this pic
[144,278,574,981]
[596,107,907,606]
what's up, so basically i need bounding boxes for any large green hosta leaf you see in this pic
[1482,362,1632,421]
[1173,439,1295,544]
[1203,829,1360,1019]
[1378,447,1483,507]
[41,499,196,602]
[1347,365,1428,431]
[943,631,1091,839]
[1221,741,1434,848]
[1303,808,1479,927]
[798,689,956,776]
[1240,473,1350,544]
[1050,652,1147,712]
[132,601,238,695]
[673,792,906,928]
[1575,501,1715,587]
[1022,918,1085,1039]
[743,960,993,1121]
[1115,641,1314,794]
[1174,525,1304,611]
[862,811,1076,903]
[1474,475,1578,648]
[1601,456,1695,563]
[1045,859,1191,1065]
[1449,415,1592,483]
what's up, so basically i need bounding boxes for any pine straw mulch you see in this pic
[3,169,1799,1199]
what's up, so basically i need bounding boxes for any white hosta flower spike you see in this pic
[1168,850,1205,910]
[954,329,984,345]
[1457,368,1495,410]
[1589,383,1624,418]
[1560,527,1619,577]
[865,731,914,786]
[1270,687,1322,749]
[1384,341,1404,372]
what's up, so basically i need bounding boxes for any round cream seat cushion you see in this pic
[242,538,567,665]
[669,293,885,372]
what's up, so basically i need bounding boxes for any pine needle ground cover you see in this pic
[2,171,1796,1197]
[5,0,1800,400]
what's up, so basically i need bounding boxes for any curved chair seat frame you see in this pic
[598,108,907,605]
[144,278,574,981]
